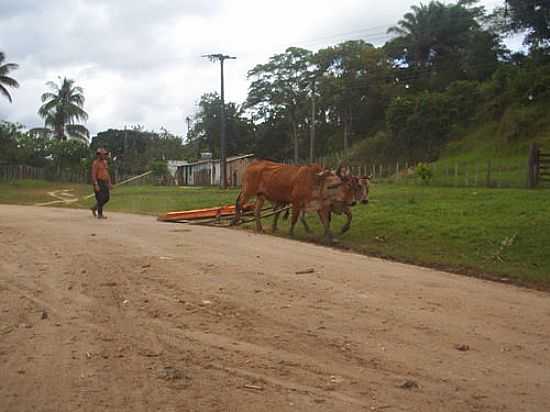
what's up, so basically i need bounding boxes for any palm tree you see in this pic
[38,77,89,142]
[387,2,446,67]
[0,51,20,103]
[388,1,485,67]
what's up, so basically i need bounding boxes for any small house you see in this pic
[175,154,255,187]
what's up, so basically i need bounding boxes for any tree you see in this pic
[315,41,393,153]
[501,0,550,51]
[0,51,20,103]
[386,92,453,162]
[48,139,89,174]
[91,127,186,176]
[386,0,500,88]
[38,77,89,142]
[188,92,254,159]
[246,47,313,162]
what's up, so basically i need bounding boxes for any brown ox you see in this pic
[328,174,370,234]
[272,166,370,235]
[232,160,354,241]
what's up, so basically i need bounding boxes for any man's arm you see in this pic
[91,161,99,191]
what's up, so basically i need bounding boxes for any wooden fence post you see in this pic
[486,160,492,188]
[454,162,459,187]
[395,161,400,182]
[527,143,539,188]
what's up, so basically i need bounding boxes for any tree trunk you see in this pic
[56,124,65,141]
[343,122,349,154]
[343,109,352,154]
[292,121,299,164]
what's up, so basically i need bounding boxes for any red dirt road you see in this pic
[1,205,549,411]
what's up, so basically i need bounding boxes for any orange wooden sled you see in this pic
[157,203,255,223]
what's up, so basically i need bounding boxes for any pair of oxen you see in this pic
[232,160,370,242]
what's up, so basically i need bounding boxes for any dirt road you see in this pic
[1,205,549,412]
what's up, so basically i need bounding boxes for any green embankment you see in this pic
[431,105,550,187]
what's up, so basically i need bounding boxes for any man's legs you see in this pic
[96,181,110,218]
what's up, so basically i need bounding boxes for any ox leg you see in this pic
[255,195,265,233]
[289,205,301,238]
[318,208,334,244]
[271,203,283,233]
[340,208,352,234]
[300,213,312,234]
[232,192,245,225]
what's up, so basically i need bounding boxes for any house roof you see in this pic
[227,154,255,162]
[177,154,255,168]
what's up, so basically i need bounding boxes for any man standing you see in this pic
[91,148,112,219]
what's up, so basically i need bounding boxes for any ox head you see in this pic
[334,162,371,206]
[351,175,370,205]
[320,171,356,207]
[336,162,352,180]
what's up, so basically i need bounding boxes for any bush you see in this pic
[415,162,433,184]
[150,160,171,185]
[150,160,168,176]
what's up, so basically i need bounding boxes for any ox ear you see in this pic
[316,169,332,178]
[336,162,351,178]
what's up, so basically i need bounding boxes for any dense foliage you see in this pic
[184,0,550,164]
[90,126,187,176]
[0,120,88,173]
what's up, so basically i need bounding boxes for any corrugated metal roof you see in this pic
[176,154,254,168]
[227,154,255,162]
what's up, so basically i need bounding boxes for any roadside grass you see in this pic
[286,185,550,288]
[0,180,89,205]
[102,185,239,215]
[1,180,548,288]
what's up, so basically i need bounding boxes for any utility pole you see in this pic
[203,53,236,188]
[185,116,191,136]
[123,126,128,179]
[310,79,316,164]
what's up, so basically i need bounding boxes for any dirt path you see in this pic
[34,189,80,207]
[1,205,549,412]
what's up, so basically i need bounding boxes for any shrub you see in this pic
[415,162,433,184]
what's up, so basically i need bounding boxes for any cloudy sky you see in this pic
[0,0,518,138]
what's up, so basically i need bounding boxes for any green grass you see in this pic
[1,180,549,288]
[288,185,550,287]
[0,180,89,205]
[104,185,239,215]
[428,109,550,188]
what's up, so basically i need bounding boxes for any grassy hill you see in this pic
[341,100,550,189]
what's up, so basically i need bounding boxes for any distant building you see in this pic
[226,154,256,187]
[28,128,54,140]
[166,160,189,185]
[175,154,255,187]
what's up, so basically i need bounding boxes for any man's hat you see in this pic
[96,147,108,155]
